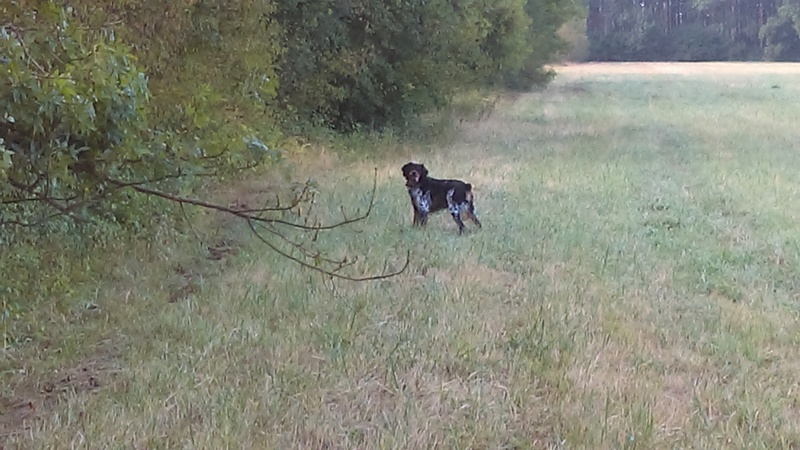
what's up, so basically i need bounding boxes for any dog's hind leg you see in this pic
[446,189,467,234]
[466,207,482,228]
[450,211,466,234]
[465,191,482,228]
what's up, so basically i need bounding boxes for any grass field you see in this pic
[5,62,800,448]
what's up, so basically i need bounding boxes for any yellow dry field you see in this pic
[554,61,800,75]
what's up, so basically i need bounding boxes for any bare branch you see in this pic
[0,211,64,228]
[234,184,311,213]
[1,194,78,205]
[7,178,88,222]
[245,219,409,282]
[253,220,357,268]
[104,169,379,232]
[2,169,407,281]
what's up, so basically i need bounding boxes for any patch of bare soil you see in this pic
[165,173,305,303]
[0,352,123,443]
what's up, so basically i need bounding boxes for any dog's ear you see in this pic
[419,164,428,178]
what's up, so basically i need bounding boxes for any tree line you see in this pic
[2,0,576,214]
[585,0,800,61]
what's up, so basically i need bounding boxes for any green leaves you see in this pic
[0,139,12,179]
[275,0,572,130]
[1,3,279,229]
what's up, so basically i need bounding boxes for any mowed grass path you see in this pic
[9,63,800,448]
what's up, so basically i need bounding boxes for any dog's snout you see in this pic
[404,170,419,187]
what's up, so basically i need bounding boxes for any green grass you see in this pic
[5,62,800,448]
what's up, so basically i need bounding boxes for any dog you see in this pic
[401,162,482,234]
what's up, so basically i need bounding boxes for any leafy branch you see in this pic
[2,168,408,281]
[1,5,408,282]
[106,170,408,281]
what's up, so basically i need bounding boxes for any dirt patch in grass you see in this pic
[0,351,124,442]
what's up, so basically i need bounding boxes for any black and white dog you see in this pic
[401,162,482,234]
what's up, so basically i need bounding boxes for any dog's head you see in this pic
[401,162,428,188]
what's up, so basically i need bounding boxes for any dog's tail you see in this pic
[465,189,474,204]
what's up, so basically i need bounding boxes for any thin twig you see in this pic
[105,169,378,231]
[246,219,409,282]
[3,168,406,281]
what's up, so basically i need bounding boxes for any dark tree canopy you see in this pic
[584,0,800,61]
[274,0,577,130]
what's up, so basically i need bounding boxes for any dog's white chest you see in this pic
[409,188,431,213]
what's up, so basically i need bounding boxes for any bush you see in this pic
[275,0,571,130]
[761,15,800,61]
[587,33,635,61]
[670,24,727,61]
[1,4,278,228]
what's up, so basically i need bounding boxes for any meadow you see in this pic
[4,62,800,448]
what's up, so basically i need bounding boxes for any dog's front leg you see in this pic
[409,188,431,227]
[413,208,424,225]
[408,191,424,225]
[419,211,429,226]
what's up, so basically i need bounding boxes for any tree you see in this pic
[761,9,800,61]
[1,4,406,281]
[502,0,580,88]
[274,0,574,130]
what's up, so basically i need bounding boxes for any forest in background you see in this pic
[585,0,800,61]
